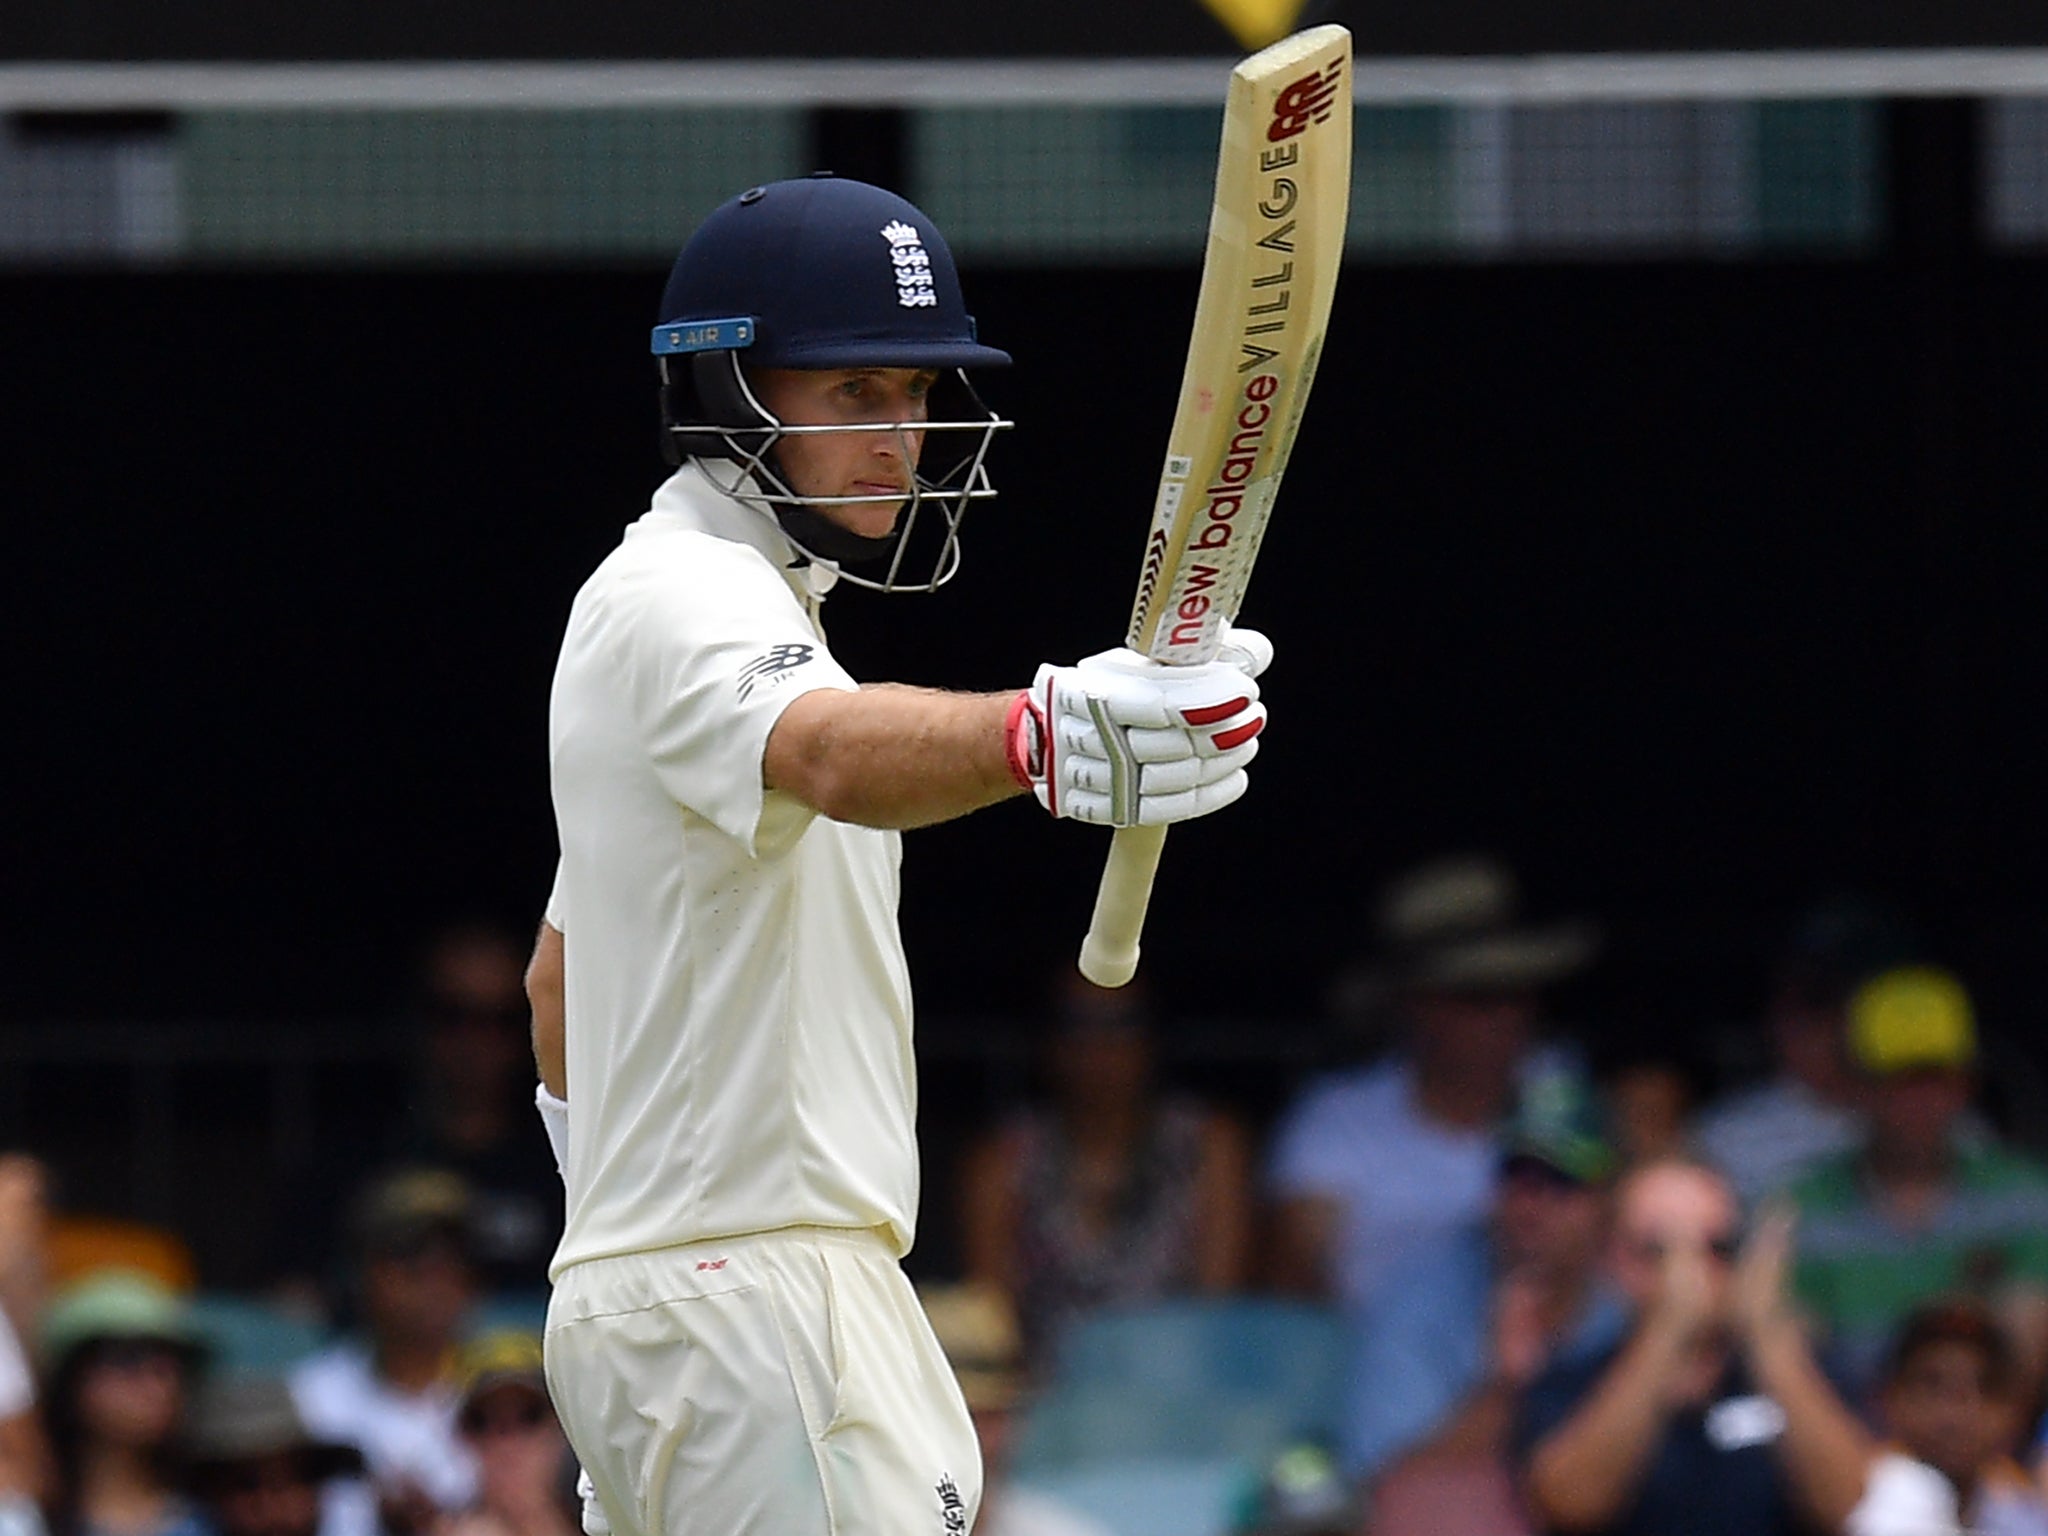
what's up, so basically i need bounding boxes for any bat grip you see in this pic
[1077,824,1170,988]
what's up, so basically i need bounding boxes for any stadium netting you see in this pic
[3,53,2048,262]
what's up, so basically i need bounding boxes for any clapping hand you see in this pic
[1731,1203,1800,1348]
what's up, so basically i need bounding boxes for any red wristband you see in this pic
[1003,688,1041,791]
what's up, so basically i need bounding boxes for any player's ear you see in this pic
[699,353,776,434]
[658,352,775,462]
[657,363,686,467]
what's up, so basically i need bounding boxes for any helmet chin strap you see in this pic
[673,352,906,568]
[738,443,902,567]
[769,499,901,567]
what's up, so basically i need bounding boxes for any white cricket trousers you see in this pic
[544,1226,982,1536]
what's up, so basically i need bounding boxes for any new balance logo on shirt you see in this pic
[935,1474,967,1534]
[737,643,817,701]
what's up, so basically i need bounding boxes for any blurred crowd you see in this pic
[944,858,2048,1536]
[8,855,2048,1536]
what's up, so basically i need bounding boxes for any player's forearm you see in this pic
[1525,1326,1688,1530]
[765,683,1024,830]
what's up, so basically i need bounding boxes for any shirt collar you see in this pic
[640,461,839,605]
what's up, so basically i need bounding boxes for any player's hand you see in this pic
[1005,632,1270,826]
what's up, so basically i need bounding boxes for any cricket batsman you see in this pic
[528,175,1273,1535]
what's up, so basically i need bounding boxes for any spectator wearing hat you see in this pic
[959,968,1253,1371]
[919,1284,1111,1536]
[186,1375,363,1536]
[288,1171,480,1536]
[1785,966,2048,1402]
[1848,1299,2048,1536]
[37,1271,212,1536]
[1340,1074,1622,1534]
[441,1333,574,1536]
[1267,855,1597,1311]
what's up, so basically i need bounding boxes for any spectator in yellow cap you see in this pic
[1784,966,2048,1404]
[442,1333,575,1536]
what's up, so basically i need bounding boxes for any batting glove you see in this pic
[1006,626,1271,826]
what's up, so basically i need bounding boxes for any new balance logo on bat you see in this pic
[736,643,816,701]
[1269,60,1345,142]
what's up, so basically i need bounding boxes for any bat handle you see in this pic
[1077,824,1170,988]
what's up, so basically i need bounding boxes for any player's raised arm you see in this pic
[762,637,1268,833]
[763,686,1018,829]
[698,322,1271,834]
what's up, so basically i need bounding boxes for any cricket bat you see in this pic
[1076,23,1352,988]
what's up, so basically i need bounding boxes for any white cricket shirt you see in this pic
[547,461,918,1277]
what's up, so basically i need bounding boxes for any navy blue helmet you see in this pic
[657,175,1010,370]
[652,176,1011,591]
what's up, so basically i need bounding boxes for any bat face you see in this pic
[1078,25,1351,993]
[1127,26,1352,665]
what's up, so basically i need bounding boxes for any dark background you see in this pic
[7,0,2048,1299]
[13,92,2048,1280]
[11,226,2048,1048]
[14,0,2048,60]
